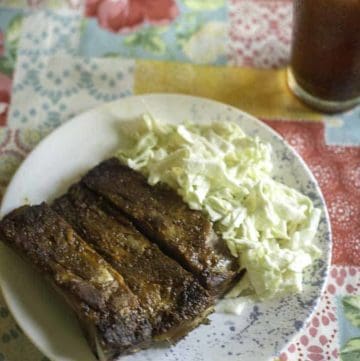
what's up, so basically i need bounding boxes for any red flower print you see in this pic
[0,73,12,126]
[85,0,179,33]
[307,155,340,193]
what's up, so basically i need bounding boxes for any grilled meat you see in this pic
[0,204,152,360]
[0,157,242,360]
[82,158,238,294]
[53,183,213,342]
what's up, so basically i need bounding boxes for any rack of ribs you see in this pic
[0,158,241,360]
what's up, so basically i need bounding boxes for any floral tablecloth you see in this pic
[0,1,359,361]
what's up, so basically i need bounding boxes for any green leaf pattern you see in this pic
[340,296,360,361]
[5,14,23,48]
[0,57,14,76]
[343,296,360,328]
[184,0,225,11]
[175,13,202,46]
[124,27,167,55]
[0,14,23,76]
[341,338,360,361]
[0,0,70,9]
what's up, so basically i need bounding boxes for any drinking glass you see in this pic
[287,0,360,113]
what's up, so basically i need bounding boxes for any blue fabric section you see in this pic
[7,10,134,130]
[0,7,24,31]
[78,1,227,64]
[325,106,360,146]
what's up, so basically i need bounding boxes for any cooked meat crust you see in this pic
[0,204,152,360]
[82,158,237,294]
[53,183,213,341]
[0,158,241,360]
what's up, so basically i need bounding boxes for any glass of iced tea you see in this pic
[287,0,360,113]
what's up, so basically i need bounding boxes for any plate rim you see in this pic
[0,93,332,360]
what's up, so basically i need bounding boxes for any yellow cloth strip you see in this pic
[134,60,323,121]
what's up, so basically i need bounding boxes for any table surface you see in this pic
[0,1,359,361]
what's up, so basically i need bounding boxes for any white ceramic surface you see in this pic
[0,94,331,361]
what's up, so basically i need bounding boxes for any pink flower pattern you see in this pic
[85,0,179,33]
[228,0,292,68]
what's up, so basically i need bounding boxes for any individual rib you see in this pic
[53,183,213,342]
[82,158,238,295]
[0,204,152,360]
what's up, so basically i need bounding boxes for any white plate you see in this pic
[0,94,331,361]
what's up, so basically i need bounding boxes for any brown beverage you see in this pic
[288,0,360,112]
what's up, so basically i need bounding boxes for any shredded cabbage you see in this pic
[115,114,321,300]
